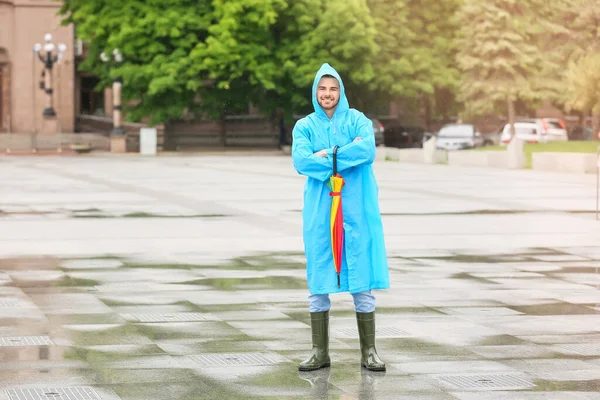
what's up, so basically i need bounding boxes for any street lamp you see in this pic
[101,48,125,135]
[33,33,67,117]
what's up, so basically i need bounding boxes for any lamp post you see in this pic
[101,48,125,135]
[33,34,66,117]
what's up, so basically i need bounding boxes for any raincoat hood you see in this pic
[312,63,350,120]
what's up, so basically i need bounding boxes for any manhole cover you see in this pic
[189,352,282,367]
[435,374,536,390]
[336,327,410,338]
[554,343,600,356]
[120,313,218,322]
[6,387,101,400]
[0,299,21,307]
[0,336,54,347]
[94,283,153,292]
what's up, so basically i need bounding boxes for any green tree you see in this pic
[188,0,377,127]
[60,0,378,143]
[562,0,600,136]
[364,0,462,125]
[59,0,220,126]
[456,0,545,137]
[405,0,463,126]
[566,53,600,119]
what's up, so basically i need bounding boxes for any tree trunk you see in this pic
[163,121,176,151]
[218,114,226,146]
[592,107,600,141]
[275,108,286,148]
[507,95,516,138]
[423,96,431,132]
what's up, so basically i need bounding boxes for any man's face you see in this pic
[316,76,340,112]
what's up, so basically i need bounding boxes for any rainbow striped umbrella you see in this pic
[327,145,345,288]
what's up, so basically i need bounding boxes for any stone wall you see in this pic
[0,0,75,133]
[532,153,599,174]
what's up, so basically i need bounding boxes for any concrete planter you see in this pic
[532,152,598,174]
[383,146,447,164]
[448,151,509,168]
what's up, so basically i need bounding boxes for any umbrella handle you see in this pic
[333,145,339,175]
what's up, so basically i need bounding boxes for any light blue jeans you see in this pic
[309,290,376,313]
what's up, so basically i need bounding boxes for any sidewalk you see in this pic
[1,155,600,399]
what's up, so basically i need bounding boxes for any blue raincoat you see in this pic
[292,63,390,295]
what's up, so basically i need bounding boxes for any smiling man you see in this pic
[291,63,390,372]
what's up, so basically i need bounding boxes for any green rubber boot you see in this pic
[356,311,386,371]
[298,311,331,371]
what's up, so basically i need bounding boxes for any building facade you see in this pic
[0,0,75,134]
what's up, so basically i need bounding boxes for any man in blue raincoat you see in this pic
[292,63,390,372]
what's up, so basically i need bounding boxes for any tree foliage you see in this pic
[561,0,600,134]
[59,0,377,125]
[456,0,543,119]
[59,0,217,124]
[566,53,600,116]
[61,0,585,131]
[364,0,462,120]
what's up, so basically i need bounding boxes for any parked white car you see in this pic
[501,118,568,144]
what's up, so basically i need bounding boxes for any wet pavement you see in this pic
[2,154,600,399]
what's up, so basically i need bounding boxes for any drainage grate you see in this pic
[6,387,101,400]
[0,336,54,347]
[0,299,21,307]
[337,327,410,338]
[189,352,282,367]
[554,343,600,356]
[120,313,217,323]
[435,374,536,390]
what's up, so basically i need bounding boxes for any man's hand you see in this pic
[353,137,362,142]
[314,150,328,157]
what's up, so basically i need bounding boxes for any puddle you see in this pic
[110,380,261,400]
[123,263,204,270]
[533,379,600,391]
[51,276,100,288]
[196,303,269,313]
[63,323,152,346]
[450,272,498,285]
[382,209,532,216]
[48,313,126,325]
[245,363,308,390]
[553,266,600,274]
[162,337,266,354]
[475,335,531,346]
[89,367,200,385]
[511,303,600,316]
[73,344,166,363]
[132,321,243,342]
[200,277,307,291]
[73,211,230,219]
[121,212,229,218]
[122,255,307,272]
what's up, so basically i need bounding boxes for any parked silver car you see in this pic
[436,123,483,151]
